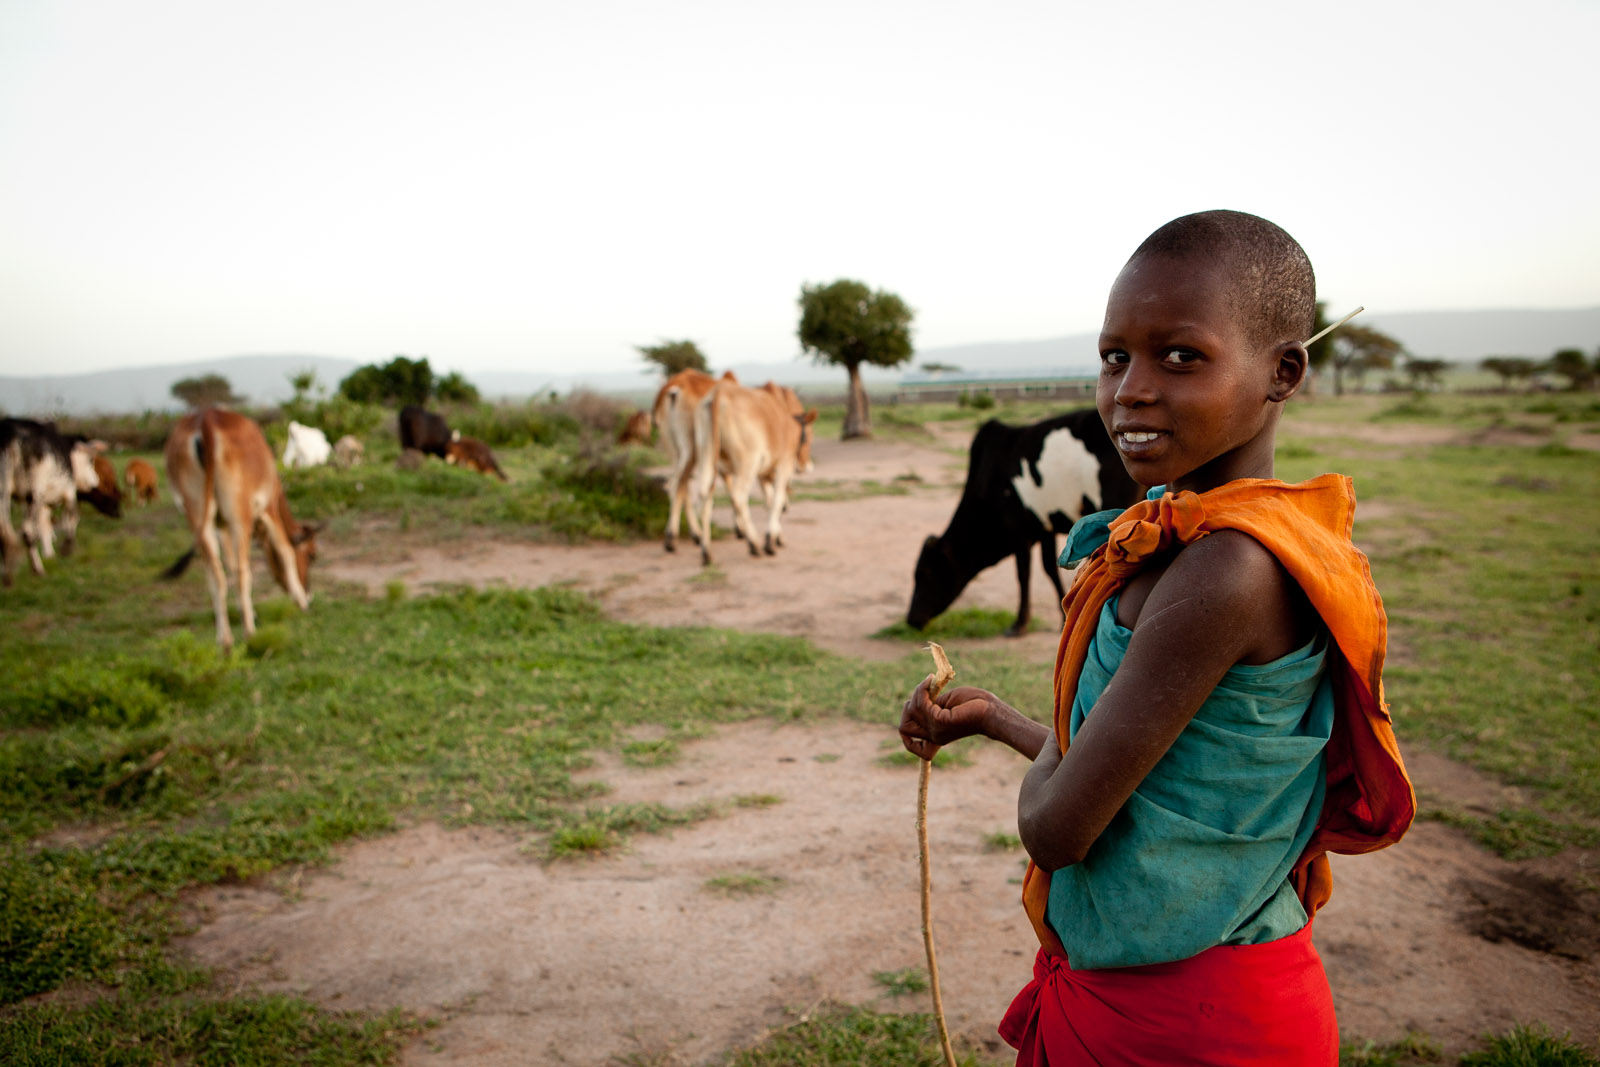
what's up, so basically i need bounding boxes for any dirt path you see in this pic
[178,433,1600,1063]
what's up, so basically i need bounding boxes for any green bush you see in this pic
[4,633,228,730]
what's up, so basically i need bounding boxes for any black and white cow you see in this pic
[0,418,101,586]
[907,408,1139,636]
[398,406,455,459]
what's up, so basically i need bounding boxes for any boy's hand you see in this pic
[900,679,994,760]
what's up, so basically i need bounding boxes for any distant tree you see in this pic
[797,279,914,439]
[171,373,242,409]
[339,355,434,406]
[1402,357,1449,391]
[636,340,709,377]
[1481,356,1542,391]
[434,371,481,404]
[1328,323,1403,395]
[920,362,961,374]
[1548,348,1595,391]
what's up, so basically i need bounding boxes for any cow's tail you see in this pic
[161,548,196,580]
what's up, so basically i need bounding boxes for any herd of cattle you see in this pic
[1,391,1136,646]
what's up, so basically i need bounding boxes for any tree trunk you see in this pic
[842,362,871,439]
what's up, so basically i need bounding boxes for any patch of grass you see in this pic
[0,992,425,1066]
[245,623,292,659]
[621,738,680,768]
[733,793,782,809]
[812,753,841,763]
[1339,1031,1443,1066]
[870,967,929,997]
[384,580,407,602]
[724,1001,986,1067]
[1420,808,1600,860]
[1460,1023,1600,1067]
[541,801,721,860]
[983,831,1022,852]
[876,746,971,769]
[703,870,784,896]
[874,608,1050,641]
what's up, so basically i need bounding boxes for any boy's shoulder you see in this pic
[1154,529,1313,664]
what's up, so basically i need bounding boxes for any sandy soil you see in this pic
[177,433,1600,1064]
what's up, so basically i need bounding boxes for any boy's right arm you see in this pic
[899,680,1051,761]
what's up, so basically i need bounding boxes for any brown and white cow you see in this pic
[0,418,101,586]
[124,458,159,505]
[691,380,816,565]
[80,450,124,519]
[161,409,321,649]
[651,368,738,553]
[444,436,508,481]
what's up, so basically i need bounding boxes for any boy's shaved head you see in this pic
[1128,210,1316,351]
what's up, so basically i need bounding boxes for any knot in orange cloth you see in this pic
[1102,490,1211,574]
[1024,474,1415,959]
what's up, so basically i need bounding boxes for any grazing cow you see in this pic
[907,408,1139,636]
[0,418,101,586]
[80,451,124,519]
[617,410,652,447]
[282,421,332,469]
[162,409,321,649]
[331,434,365,469]
[444,436,508,481]
[692,380,817,565]
[124,458,159,505]
[398,405,454,459]
[652,369,737,552]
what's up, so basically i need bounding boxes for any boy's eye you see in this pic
[1162,348,1201,365]
[1100,349,1129,366]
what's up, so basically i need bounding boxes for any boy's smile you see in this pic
[1095,253,1303,493]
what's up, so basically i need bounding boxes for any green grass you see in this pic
[983,831,1022,852]
[722,1002,990,1066]
[869,967,928,997]
[874,607,1052,642]
[1460,1024,1600,1066]
[703,870,785,896]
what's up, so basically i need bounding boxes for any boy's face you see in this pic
[1096,253,1297,493]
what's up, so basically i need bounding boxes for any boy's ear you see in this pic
[1268,342,1309,403]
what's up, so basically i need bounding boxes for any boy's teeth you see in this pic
[1121,432,1160,443]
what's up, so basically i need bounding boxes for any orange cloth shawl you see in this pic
[1021,473,1416,958]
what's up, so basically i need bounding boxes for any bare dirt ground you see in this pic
[178,434,1600,1064]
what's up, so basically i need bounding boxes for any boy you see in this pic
[900,210,1414,1065]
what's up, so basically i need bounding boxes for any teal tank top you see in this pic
[1044,495,1334,969]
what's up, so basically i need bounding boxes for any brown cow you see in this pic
[617,410,652,447]
[124,458,158,505]
[692,380,816,565]
[161,410,321,649]
[81,451,123,519]
[651,368,738,552]
[445,436,508,481]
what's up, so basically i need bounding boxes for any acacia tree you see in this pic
[1327,323,1403,395]
[339,355,434,406]
[797,279,914,438]
[1548,348,1595,391]
[1402,357,1449,391]
[1481,356,1541,391]
[637,340,709,377]
[170,373,242,409]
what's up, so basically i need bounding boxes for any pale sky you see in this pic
[2,0,1596,379]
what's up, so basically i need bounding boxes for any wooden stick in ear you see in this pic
[1305,306,1364,347]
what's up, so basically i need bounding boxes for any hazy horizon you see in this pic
[3,0,1597,380]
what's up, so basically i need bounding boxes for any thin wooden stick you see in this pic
[919,643,959,1067]
[1305,306,1364,347]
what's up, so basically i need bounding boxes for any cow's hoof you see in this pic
[734,527,747,541]
[664,535,676,553]
[747,541,761,557]
[700,551,714,567]
[1004,621,1028,638]
[762,536,776,556]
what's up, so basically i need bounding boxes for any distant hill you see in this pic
[6,307,1595,416]
[0,354,362,417]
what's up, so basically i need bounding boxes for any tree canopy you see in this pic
[1548,348,1595,390]
[170,373,242,409]
[1326,323,1404,395]
[637,340,709,377]
[1481,356,1543,390]
[434,371,481,404]
[797,279,914,438]
[338,356,436,406]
